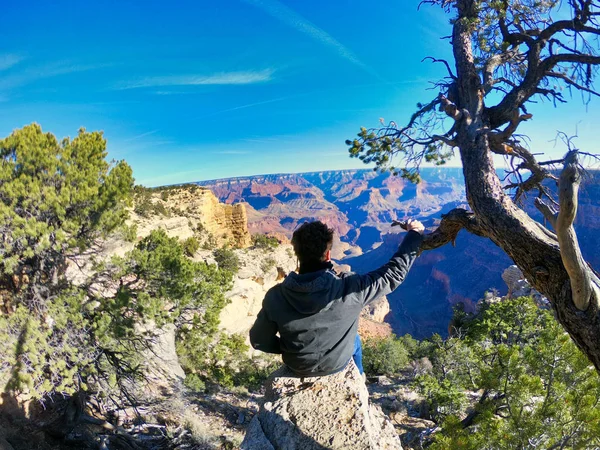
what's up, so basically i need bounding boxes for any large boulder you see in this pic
[241,361,402,450]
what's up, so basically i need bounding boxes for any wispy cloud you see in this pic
[119,69,275,90]
[123,129,159,142]
[0,61,112,93]
[243,0,383,80]
[0,54,24,72]
[214,150,251,155]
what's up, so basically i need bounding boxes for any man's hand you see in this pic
[391,219,425,234]
[405,219,425,234]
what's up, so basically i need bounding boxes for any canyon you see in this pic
[199,168,600,338]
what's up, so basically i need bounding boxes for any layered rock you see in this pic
[135,187,251,248]
[241,361,402,450]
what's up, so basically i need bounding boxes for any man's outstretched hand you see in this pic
[391,219,425,234]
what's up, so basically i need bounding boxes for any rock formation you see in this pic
[219,244,296,339]
[134,186,251,248]
[501,265,549,306]
[241,361,402,450]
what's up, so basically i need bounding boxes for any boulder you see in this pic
[241,361,402,450]
[502,265,549,306]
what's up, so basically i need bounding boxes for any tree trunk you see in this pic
[451,0,600,370]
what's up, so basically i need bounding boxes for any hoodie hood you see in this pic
[281,270,338,314]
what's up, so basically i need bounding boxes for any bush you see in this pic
[363,335,410,376]
[133,187,169,218]
[202,233,217,250]
[182,236,200,257]
[261,257,277,274]
[252,234,280,250]
[234,355,281,391]
[213,248,240,274]
[184,373,206,392]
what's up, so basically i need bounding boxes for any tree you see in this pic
[182,236,200,257]
[347,1,600,370]
[420,297,600,449]
[213,247,241,274]
[0,124,134,304]
[363,335,411,376]
[0,125,234,410]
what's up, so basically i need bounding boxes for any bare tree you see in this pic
[348,1,600,368]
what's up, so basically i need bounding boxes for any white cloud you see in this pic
[0,54,24,72]
[120,69,275,89]
[0,61,111,92]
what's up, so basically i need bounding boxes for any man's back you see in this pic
[250,229,423,376]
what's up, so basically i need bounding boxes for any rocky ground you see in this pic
[177,371,436,450]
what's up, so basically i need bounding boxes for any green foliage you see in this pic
[213,247,240,274]
[133,186,169,218]
[0,124,133,281]
[0,125,239,404]
[252,234,280,250]
[234,354,281,391]
[201,233,218,250]
[363,335,410,376]
[260,257,276,274]
[184,373,206,392]
[0,228,234,400]
[420,297,600,449]
[182,236,200,257]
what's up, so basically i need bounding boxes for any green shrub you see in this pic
[261,257,277,273]
[201,233,218,250]
[234,355,281,391]
[213,247,240,274]
[133,188,169,218]
[363,335,410,376]
[182,236,200,257]
[184,373,206,392]
[252,234,280,250]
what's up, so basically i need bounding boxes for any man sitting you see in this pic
[249,219,424,377]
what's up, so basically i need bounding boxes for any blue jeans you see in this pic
[353,334,364,374]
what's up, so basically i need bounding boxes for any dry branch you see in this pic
[555,151,600,310]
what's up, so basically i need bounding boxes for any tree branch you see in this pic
[421,208,486,250]
[555,150,600,310]
[535,197,558,230]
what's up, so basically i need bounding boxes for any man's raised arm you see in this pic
[343,219,424,306]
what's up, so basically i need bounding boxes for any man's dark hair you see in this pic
[291,221,334,264]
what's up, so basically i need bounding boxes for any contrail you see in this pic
[242,0,387,83]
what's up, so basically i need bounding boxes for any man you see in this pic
[249,219,424,377]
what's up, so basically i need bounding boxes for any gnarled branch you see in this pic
[392,209,487,251]
[555,150,600,310]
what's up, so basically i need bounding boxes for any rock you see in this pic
[219,244,296,340]
[241,362,402,450]
[376,376,393,386]
[502,265,549,306]
[362,296,391,323]
[358,317,393,341]
[390,413,436,448]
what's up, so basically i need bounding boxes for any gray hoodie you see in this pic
[249,230,423,376]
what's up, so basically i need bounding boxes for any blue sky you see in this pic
[1,0,598,186]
